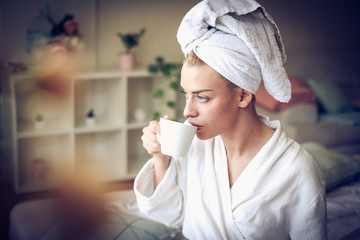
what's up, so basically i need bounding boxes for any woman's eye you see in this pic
[180,90,188,97]
[181,90,208,102]
[198,95,209,102]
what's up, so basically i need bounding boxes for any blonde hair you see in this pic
[184,51,205,67]
[185,51,238,90]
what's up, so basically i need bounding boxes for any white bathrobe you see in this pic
[134,118,327,239]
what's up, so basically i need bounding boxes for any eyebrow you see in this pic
[181,88,213,94]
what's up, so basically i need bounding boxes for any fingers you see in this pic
[141,120,161,155]
[149,120,160,135]
[141,115,171,156]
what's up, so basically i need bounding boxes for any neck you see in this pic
[221,108,273,160]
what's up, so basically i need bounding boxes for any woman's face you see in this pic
[180,62,241,140]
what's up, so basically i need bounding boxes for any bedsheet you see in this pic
[108,185,360,240]
[11,184,360,240]
[320,112,360,127]
[327,178,360,240]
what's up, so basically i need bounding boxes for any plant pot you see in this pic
[118,52,136,71]
[34,120,45,130]
[86,117,96,126]
[31,158,49,184]
[134,108,146,122]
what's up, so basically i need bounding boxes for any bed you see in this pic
[10,143,360,240]
[302,141,360,240]
[327,178,360,240]
[40,180,360,240]
[106,179,360,240]
[11,182,360,240]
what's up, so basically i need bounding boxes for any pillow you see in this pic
[319,112,360,127]
[302,141,360,191]
[306,78,354,114]
[255,76,316,112]
[41,211,181,240]
[352,98,360,110]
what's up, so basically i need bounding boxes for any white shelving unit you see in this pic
[5,70,154,193]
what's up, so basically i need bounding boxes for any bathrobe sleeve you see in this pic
[289,191,327,239]
[287,150,328,240]
[134,157,186,228]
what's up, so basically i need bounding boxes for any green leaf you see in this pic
[148,65,158,73]
[87,109,95,117]
[167,101,176,108]
[117,28,145,53]
[155,56,164,65]
[152,112,161,120]
[169,81,179,90]
[160,65,171,76]
[175,68,181,78]
[153,89,164,98]
[168,63,177,70]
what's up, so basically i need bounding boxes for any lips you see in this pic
[189,121,203,130]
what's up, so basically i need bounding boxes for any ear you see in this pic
[237,89,253,108]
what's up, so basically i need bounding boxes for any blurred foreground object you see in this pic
[5,62,28,73]
[27,5,84,61]
[35,43,79,97]
[55,166,108,239]
[48,13,85,53]
[42,6,84,53]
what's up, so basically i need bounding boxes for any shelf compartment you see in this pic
[75,125,122,134]
[127,129,151,177]
[8,70,155,193]
[17,134,73,192]
[17,120,72,138]
[14,80,72,134]
[74,77,124,128]
[75,131,124,181]
[127,77,153,124]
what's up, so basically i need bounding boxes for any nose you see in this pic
[183,98,198,118]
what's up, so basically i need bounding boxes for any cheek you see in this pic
[204,100,237,126]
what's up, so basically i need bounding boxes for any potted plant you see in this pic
[148,56,182,120]
[34,114,45,129]
[134,108,147,122]
[117,28,145,71]
[86,109,96,126]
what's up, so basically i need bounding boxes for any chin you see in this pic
[196,132,212,141]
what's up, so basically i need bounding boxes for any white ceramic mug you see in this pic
[157,118,197,158]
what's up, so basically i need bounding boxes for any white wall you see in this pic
[97,0,198,69]
[0,0,198,70]
[259,0,360,95]
[260,0,360,50]
[0,0,96,67]
[0,0,359,80]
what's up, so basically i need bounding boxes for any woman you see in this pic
[134,0,327,239]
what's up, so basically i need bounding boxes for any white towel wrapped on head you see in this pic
[177,0,291,103]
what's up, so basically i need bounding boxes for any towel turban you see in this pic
[177,0,291,102]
